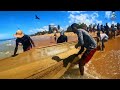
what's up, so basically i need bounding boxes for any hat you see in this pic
[14,30,24,38]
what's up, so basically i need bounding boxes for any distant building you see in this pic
[49,24,59,33]
[49,25,54,33]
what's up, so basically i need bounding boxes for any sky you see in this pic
[0,11,120,39]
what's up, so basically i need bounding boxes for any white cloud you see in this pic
[96,20,102,25]
[49,23,55,25]
[49,23,58,28]
[40,26,49,31]
[111,21,117,25]
[105,11,112,19]
[68,11,86,14]
[68,13,90,24]
[68,12,102,26]
[107,22,111,27]
[91,12,99,20]
[107,21,117,27]
[29,23,61,34]
[29,25,49,34]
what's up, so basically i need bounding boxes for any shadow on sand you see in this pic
[52,54,79,67]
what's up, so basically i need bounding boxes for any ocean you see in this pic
[0,35,53,60]
[0,38,23,59]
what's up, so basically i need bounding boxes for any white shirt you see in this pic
[100,33,109,40]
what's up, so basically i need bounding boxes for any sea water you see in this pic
[60,49,120,79]
[0,36,51,60]
[0,38,23,59]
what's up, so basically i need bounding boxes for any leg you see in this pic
[110,31,112,39]
[54,37,56,42]
[50,36,52,43]
[78,59,85,76]
[101,40,104,51]
[78,49,96,76]
[96,35,101,50]
[114,31,115,38]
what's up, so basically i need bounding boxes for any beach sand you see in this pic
[31,32,78,47]
[32,32,120,79]
[0,32,120,79]
[0,32,77,59]
[61,35,120,79]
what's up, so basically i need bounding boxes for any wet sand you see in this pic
[86,35,120,79]
[61,35,120,79]
[23,32,120,79]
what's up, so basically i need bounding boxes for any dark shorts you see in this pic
[80,48,97,64]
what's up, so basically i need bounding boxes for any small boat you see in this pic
[0,41,79,79]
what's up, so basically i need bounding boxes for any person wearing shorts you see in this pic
[71,23,97,76]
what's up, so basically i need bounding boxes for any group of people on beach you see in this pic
[12,22,120,76]
[70,22,120,76]
[87,23,120,51]
[12,28,68,57]
[52,27,68,43]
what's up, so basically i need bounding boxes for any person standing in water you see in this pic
[71,23,97,76]
[12,30,35,56]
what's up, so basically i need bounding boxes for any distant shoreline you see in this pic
[0,38,15,42]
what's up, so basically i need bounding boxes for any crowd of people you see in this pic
[87,23,120,39]
[86,23,120,51]
[12,22,120,76]
[70,22,120,76]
